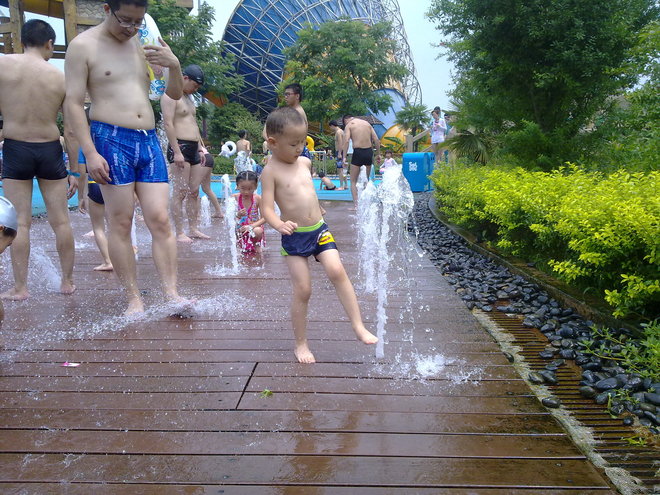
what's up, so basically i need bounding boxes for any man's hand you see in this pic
[173,150,185,169]
[87,152,112,185]
[66,175,78,199]
[277,220,298,236]
[144,37,179,70]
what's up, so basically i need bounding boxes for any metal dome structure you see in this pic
[222,0,421,119]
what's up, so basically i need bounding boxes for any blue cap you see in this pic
[0,196,18,231]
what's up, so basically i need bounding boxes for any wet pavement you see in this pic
[0,200,617,493]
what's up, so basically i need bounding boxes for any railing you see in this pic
[405,128,433,153]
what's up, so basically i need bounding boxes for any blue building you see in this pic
[221,0,421,135]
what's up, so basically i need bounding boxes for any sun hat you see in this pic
[0,196,18,231]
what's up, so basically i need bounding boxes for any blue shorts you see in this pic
[90,121,168,185]
[301,146,312,160]
[281,220,337,259]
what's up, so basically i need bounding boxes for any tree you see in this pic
[427,0,658,167]
[207,102,262,150]
[395,103,429,150]
[283,19,408,125]
[149,0,243,99]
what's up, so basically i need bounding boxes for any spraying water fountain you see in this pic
[199,196,211,228]
[356,165,418,358]
[205,174,240,276]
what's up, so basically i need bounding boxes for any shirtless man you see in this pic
[64,0,188,315]
[0,19,77,300]
[162,64,209,243]
[328,119,347,190]
[342,114,380,206]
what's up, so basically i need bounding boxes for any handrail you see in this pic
[405,128,430,153]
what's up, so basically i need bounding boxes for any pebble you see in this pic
[542,397,561,408]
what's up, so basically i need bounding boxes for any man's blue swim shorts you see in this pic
[90,120,168,185]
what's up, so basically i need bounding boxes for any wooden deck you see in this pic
[0,200,617,494]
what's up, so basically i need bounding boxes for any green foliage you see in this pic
[427,0,658,167]
[621,435,647,447]
[395,103,429,136]
[207,102,262,149]
[432,164,660,317]
[148,0,243,98]
[282,19,408,124]
[444,130,492,164]
[382,136,405,153]
[580,322,660,382]
[211,155,235,175]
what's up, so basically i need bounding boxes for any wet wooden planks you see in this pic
[0,201,616,493]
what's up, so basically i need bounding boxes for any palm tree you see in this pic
[395,103,429,151]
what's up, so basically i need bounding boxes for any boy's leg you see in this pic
[316,249,378,345]
[187,164,210,239]
[0,179,33,300]
[285,255,315,363]
[169,162,193,243]
[101,183,144,315]
[135,181,188,307]
[88,200,113,271]
[38,177,76,294]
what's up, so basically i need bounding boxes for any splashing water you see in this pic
[29,246,60,291]
[357,165,416,358]
[206,174,240,275]
[199,196,211,228]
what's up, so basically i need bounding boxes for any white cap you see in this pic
[0,196,18,231]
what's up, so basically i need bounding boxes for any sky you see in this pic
[5,0,455,112]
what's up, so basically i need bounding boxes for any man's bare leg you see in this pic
[200,167,223,218]
[136,182,189,308]
[349,164,361,207]
[169,162,193,243]
[39,178,75,294]
[285,255,315,363]
[101,183,144,315]
[317,249,378,344]
[88,200,113,271]
[0,179,33,300]
[187,164,210,239]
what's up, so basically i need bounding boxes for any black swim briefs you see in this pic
[203,153,214,168]
[351,147,373,167]
[167,139,201,165]
[1,138,67,181]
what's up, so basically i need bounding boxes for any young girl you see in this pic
[233,171,265,254]
[379,150,398,173]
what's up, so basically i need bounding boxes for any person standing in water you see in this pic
[0,19,77,301]
[65,0,191,315]
[162,64,210,243]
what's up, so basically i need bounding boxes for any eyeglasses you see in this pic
[283,92,295,97]
[111,10,145,29]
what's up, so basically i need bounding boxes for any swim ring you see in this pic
[138,14,168,101]
[220,141,237,157]
[306,136,315,151]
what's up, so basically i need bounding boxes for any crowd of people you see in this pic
[0,0,382,363]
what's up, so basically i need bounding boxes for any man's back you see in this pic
[0,54,63,142]
[347,118,375,148]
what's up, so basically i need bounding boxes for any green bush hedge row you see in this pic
[431,164,660,319]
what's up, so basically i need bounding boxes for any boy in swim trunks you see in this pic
[65,0,191,316]
[260,107,378,363]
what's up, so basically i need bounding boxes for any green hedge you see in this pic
[431,164,660,319]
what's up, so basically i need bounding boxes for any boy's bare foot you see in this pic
[93,263,114,271]
[354,326,378,344]
[83,230,95,238]
[189,230,211,240]
[60,282,76,295]
[0,288,30,301]
[294,343,316,364]
[176,233,193,243]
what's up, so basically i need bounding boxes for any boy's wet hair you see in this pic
[21,19,56,47]
[284,83,303,102]
[236,170,258,184]
[107,0,148,11]
[1,227,17,239]
[266,107,306,137]
[317,171,326,178]
[385,150,393,155]
[238,130,248,139]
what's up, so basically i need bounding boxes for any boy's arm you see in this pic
[260,167,296,234]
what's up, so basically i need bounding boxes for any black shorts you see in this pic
[167,139,201,165]
[351,147,373,167]
[203,153,214,169]
[1,138,67,180]
[87,182,104,205]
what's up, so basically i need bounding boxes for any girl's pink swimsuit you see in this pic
[237,194,264,253]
